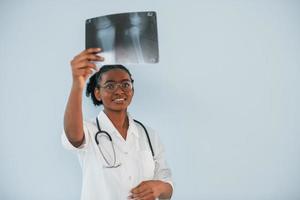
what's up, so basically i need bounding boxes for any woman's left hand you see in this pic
[128,180,163,200]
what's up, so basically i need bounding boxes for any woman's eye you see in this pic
[105,84,115,90]
[122,82,130,88]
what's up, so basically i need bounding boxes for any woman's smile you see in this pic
[112,97,126,103]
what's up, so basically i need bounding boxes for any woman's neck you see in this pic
[104,109,129,139]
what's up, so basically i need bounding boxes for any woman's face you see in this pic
[95,69,134,113]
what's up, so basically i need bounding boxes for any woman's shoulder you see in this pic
[130,118,159,141]
[83,118,99,135]
[132,119,155,131]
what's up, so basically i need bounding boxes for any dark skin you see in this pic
[64,48,173,200]
[64,48,101,146]
[94,69,133,140]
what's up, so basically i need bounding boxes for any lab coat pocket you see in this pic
[139,150,155,180]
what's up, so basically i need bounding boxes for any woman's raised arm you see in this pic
[64,48,103,147]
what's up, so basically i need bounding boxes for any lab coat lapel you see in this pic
[98,111,129,152]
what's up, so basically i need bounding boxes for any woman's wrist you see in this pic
[72,79,85,91]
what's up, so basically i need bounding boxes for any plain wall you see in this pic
[1,0,300,199]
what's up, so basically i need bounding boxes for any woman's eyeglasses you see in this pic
[98,80,133,93]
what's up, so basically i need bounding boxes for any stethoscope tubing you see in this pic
[133,119,154,157]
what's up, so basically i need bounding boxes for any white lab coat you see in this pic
[62,111,173,200]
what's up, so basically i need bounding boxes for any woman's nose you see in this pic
[113,84,125,94]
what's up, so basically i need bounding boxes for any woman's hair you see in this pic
[86,64,133,106]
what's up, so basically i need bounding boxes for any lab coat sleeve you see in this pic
[61,121,90,152]
[151,129,174,200]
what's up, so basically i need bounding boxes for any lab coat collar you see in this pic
[97,111,139,141]
[127,113,139,138]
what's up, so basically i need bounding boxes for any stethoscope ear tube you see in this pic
[96,118,112,141]
[134,119,154,157]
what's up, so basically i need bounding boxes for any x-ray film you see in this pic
[86,11,159,65]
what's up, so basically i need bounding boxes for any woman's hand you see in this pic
[70,48,104,89]
[129,180,171,200]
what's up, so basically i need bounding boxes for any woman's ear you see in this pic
[94,88,102,102]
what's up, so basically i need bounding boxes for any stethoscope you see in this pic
[95,117,154,168]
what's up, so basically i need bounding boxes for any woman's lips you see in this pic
[113,98,126,103]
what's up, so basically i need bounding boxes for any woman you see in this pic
[62,48,173,200]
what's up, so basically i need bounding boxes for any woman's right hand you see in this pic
[70,48,104,89]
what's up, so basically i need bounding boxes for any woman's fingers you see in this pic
[70,48,103,86]
[73,53,104,64]
[138,193,155,200]
[129,181,162,200]
[73,68,94,77]
[74,60,97,70]
[72,49,103,67]
[78,47,101,56]
[71,48,104,72]
[129,189,152,199]
[130,183,152,199]
[74,48,101,59]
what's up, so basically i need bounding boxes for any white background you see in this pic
[1,0,300,199]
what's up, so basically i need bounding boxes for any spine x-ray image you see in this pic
[86,11,159,65]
